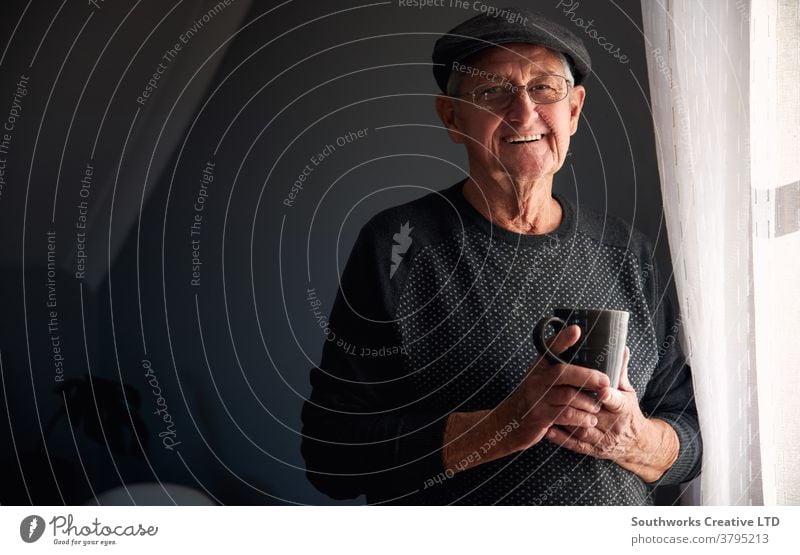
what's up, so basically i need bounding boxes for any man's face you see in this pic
[437,43,586,186]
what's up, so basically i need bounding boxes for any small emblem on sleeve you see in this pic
[390,221,414,278]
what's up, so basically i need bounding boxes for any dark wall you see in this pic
[0,0,674,505]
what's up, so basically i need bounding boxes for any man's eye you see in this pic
[477,86,504,97]
[530,84,556,92]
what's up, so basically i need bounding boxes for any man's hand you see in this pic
[545,347,680,482]
[442,325,610,475]
[498,324,610,451]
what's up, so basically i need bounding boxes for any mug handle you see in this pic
[533,316,571,365]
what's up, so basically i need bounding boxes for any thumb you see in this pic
[618,346,633,392]
[599,386,628,413]
[547,325,581,357]
[599,347,632,412]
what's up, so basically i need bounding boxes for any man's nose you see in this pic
[505,87,540,123]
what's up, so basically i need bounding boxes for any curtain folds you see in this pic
[642,0,800,504]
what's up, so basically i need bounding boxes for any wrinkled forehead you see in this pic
[463,43,565,80]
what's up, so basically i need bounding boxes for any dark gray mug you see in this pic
[533,308,629,388]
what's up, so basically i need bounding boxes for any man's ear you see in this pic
[435,94,466,144]
[568,85,586,136]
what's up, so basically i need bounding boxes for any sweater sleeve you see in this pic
[300,222,448,502]
[638,255,703,486]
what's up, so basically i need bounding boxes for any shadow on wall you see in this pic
[0,0,683,505]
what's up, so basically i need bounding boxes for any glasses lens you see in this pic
[527,75,568,104]
[472,83,514,110]
[470,75,569,111]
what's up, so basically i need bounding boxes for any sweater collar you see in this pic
[444,178,576,248]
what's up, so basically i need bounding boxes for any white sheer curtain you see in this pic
[642,0,800,505]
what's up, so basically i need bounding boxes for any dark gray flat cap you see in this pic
[432,7,592,92]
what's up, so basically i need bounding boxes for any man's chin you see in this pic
[494,154,556,180]
[493,165,554,186]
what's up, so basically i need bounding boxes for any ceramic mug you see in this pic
[533,308,629,388]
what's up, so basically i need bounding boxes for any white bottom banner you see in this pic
[1,505,797,554]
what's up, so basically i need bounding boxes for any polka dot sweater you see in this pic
[301,180,701,505]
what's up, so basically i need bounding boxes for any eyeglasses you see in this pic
[453,74,572,112]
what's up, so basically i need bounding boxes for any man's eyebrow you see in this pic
[490,72,515,81]
[467,69,559,84]
[474,64,561,77]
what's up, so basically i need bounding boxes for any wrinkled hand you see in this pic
[497,325,610,452]
[546,347,650,462]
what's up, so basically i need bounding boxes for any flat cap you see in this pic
[432,7,592,92]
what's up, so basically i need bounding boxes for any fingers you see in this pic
[543,388,600,428]
[548,363,610,391]
[544,327,608,388]
[534,325,610,391]
[547,324,581,356]
[556,424,603,443]
[548,405,598,428]
[546,426,592,453]
[518,388,600,429]
[549,386,601,414]
[547,425,623,460]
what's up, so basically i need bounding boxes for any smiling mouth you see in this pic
[505,133,546,144]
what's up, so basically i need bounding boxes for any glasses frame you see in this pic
[452,74,573,112]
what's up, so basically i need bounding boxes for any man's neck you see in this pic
[462,175,562,235]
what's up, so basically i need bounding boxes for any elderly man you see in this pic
[301,7,701,505]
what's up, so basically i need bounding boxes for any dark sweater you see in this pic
[301,179,702,505]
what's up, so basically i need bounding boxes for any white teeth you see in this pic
[506,134,544,143]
